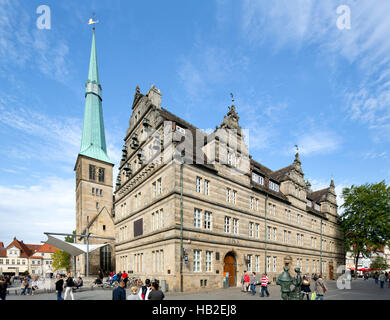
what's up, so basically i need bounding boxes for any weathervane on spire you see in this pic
[230,93,235,104]
[295,144,299,153]
[88,12,99,30]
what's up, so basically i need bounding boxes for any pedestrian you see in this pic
[26,275,32,295]
[374,272,379,284]
[117,271,122,284]
[64,273,75,300]
[121,270,129,288]
[241,271,246,292]
[31,277,39,296]
[314,274,327,300]
[260,273,270,297]
[112,280,126,300]
[127,286,141,300]
[379,272,386,289]
[21,277,29,295]
[301,274,311,301]
[139,278,152,300]
[99,269,104,282]
[109,273,118,286]
[0,276,7,301]
[244,272,250,292]
[55,274,64,300]
[148,281,165,300]
[250,272,258,296]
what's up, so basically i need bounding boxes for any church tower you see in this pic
[74,27,115,276]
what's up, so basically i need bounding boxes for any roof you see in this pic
[36,243,57,253]
[5,238,34,258]
[308,188,329,203]
[0,242,3,249]
[25,244,41,253]
[270,165,295,182]
[30,256,43,259]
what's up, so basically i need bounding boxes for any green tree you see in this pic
[52,249,71,272]
[340,181,390,279]
[370,256,389,271]
[51,231,76,273]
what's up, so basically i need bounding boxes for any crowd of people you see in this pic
[240,270,328,300]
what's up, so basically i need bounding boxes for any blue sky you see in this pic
[0,0,389,245]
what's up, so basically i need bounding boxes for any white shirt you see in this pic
[138,286,152,300]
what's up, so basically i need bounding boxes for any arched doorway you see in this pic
[100,245,112,273]
[223,252,236,287]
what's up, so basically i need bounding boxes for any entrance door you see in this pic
[223,253,236,287]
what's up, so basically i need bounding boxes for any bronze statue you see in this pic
[276,266,305,300]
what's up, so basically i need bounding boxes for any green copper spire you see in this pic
[79,29,112,164]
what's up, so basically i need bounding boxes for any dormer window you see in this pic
[176,125,185,135]
[252,173,264,185]
[314,203,320,211]
[306,199,312,207]
[269,181,280,192]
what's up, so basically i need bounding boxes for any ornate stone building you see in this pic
[74,28,115,276]
[113,85,345,292]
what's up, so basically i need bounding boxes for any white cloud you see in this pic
[295,130,342,156]
[0,177,75,245]
[239,0,390,141]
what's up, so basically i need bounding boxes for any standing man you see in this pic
[260,273,270,297]
[139,279,152,300]
[0,276,7,300]
[55,274,64,300]
[250,272,258,296]
[314,274,327,300]
[148,282,165,300]
[379,272,386,289]
[121,270,129,288]
[112,280,126,300]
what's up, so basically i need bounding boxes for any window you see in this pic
[103,225,106,231]
[232,191,237,204]
[266,256,271,272]
[249,222,254,237]
[193,250,201,272]
[204,211,212,230]
[89,164,96,180]
[269,181,279,192]
[273,257,277,272]
[247,255,252,272]
[301,234,304,247]
[273,228,277,241]
[134,218,143,237]
[92,188,95,195]
[255,255,260,272]
[157,178,162,195]
[227,152,232,166]
[226,188,231,202]
[194,209,201,228]
[176,125,186,135]
[224,217,231,233]
[206,251,212,272]
[283,230,287,243]
[233,218,239,234]
[160,209,164,228]
[100,189,102,196]
[204,180,210,195]
[250,197,254,210]
[255,199,259,211]
[267,226,271,240]
[255,224,260,238]
[196,177,202,193]
[252,173,264,185]
[152,182,157,198]
[98,168,105,182]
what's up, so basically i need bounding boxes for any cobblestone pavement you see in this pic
[5,278,390,300]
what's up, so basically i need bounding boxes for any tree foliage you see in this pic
[52,249,71,272]
[340,181,390,277]
[370,256,389,271]
[51,231,76,273]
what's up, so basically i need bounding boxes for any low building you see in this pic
[0,237,58,277]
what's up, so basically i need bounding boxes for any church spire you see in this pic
[79,28,111,164]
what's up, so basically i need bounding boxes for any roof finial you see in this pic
[330,174,335,187]
[230,93,234,104]
[88,12,99,31]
